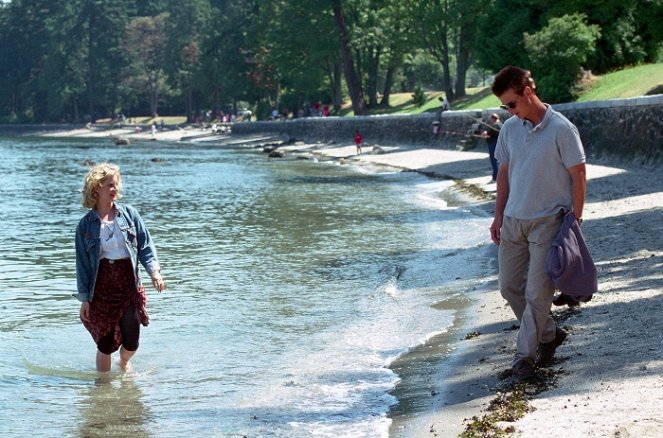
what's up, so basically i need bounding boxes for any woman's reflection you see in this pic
[77,375,151,437]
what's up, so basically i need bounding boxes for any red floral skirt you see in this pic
[82,258,149,353]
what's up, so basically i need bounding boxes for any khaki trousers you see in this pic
[498,214,562,365]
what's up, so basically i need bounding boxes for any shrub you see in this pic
[524,13,600,103]
[412,84,427,107]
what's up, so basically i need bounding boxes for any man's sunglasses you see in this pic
[499,95,520,111]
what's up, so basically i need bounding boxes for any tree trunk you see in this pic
[332,0,367,116]
[366,46,381,107]
[185,88,194,123]
[381,64,395,106]
[333,59,343,112]
[441,30,454,102]
[87,74,96,123]
[454,22,473,99]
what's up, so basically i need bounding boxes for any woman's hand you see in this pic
[80,302,90,322]
[151,271,165,293]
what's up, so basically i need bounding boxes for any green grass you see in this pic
[576,63,663,101]
[348,62,663,116]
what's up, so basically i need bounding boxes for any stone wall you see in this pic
[231,95,663,163]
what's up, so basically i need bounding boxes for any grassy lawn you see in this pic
[577,63,663,101]
[342,62,663,116]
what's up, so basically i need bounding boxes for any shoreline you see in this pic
[35,128,663,437]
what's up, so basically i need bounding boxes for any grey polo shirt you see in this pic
[495,105,585,220]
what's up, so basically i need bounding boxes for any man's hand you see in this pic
[490,216,503,245]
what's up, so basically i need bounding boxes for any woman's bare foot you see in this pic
[118,346,136,372]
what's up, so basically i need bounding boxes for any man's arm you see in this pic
[568,162,586,221]
[490,162,510,245]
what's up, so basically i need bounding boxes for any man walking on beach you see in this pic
[489,66,587,381]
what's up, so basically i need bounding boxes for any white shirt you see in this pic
[100,219,131,260]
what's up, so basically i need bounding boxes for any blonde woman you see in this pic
[75,163,165,372]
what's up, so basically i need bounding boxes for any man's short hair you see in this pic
[491,65,537,97]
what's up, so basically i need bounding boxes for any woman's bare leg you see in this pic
[118,346,136,371]
[96,350,112,372]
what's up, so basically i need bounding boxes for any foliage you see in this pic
[411,84,427,107]
[402,52,444,91]
[124,14,169,117]
[474,0,546,73]
[524,13,600,103]
[0,0,661,122]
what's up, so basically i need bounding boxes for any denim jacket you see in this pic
[75,203,160,302]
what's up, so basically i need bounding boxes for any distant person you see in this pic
[354,130,363,155]
[439,96,451,112]
[483,113,502,182]
[432,121,441,140]
[437,96,451,122]
[490,66,586,381]
[151,121,157,138]
[75,163,165,373]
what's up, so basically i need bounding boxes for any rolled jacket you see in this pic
[75,203,160,302]
[545,211,597,299]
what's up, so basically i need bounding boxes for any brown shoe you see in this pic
[535,327,568,367]
[552,293,580,307]
[512,359,535,381]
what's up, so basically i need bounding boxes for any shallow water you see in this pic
[0,135,492,437]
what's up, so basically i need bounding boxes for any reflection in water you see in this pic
[77,376,151,438]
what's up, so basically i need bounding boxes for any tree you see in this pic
[524,13,600,103]
[474,0,545,74]
[41,0,88,122]
[124,14,169,118]
[248,1,340,114]
[452,0,486,99]
[81,0,131,121]
[543,0,650,73]
[0,0,52,121]
[407,0,456,102]
[165,0,211,121]
[332,0,367,115]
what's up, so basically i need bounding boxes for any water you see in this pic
[0,135,492,437]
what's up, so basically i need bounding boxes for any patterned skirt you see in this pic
[82,258,149,353]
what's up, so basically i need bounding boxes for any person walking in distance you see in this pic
[354,130,363,155]
[75,163,165,373]
[483,113,502,183]
[489,66,586,381]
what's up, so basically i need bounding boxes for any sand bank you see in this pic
[42,127,663,437]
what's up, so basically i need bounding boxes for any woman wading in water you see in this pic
[75,163,165,372]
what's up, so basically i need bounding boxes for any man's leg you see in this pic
[499,217,529,322]
[514,215,562,364]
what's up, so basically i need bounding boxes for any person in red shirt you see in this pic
[354,130,363,155]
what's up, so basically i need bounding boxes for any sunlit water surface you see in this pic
[0,135,492,437]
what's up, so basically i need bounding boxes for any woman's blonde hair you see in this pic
[82,163,123,208]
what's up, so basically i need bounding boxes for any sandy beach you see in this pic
[43,125,663,437]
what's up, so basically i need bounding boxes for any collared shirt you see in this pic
[495,105,585,219]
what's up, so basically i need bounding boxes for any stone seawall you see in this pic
[232,95,663,163]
